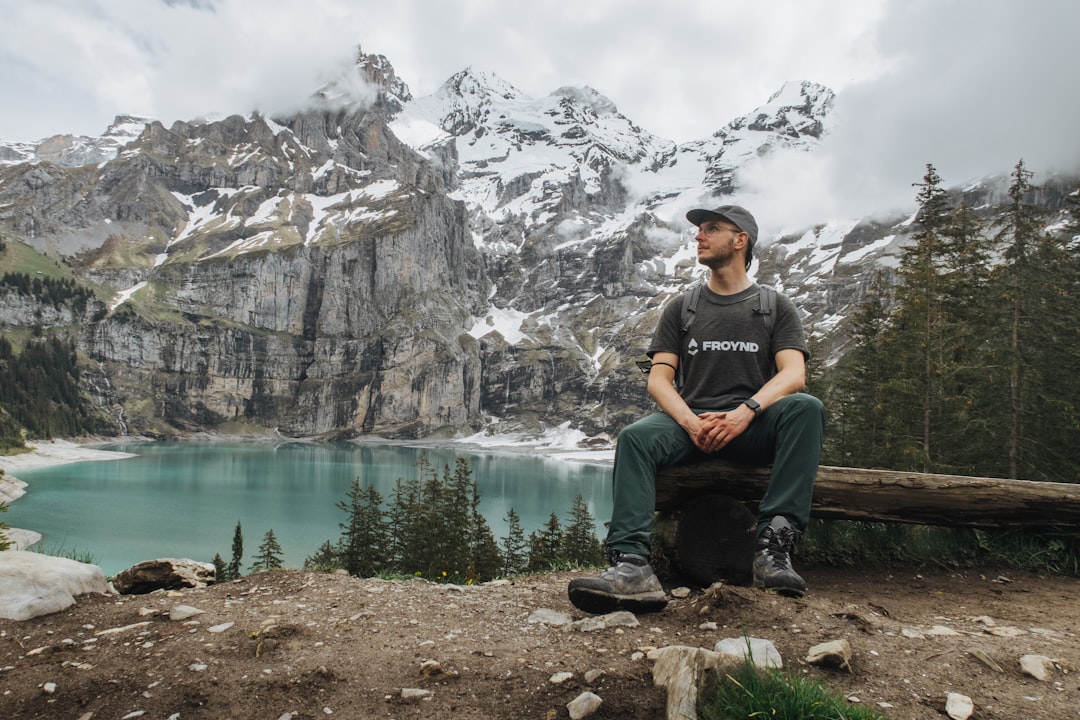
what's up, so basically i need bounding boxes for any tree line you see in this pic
[0,334,100,447]
[815,160,1079,483]
[212,456,605,583]
[0,271,96,313]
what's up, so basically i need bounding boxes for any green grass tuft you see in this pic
[698,659,888,720]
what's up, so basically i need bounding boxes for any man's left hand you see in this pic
[694,405,755,453]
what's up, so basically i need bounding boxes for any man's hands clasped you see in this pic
[688,405,756,453]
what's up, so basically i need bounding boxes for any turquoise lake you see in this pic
[6,442,614,576]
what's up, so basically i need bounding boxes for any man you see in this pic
[568,205,824,614]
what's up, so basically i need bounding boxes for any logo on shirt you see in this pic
[687,338,760,354]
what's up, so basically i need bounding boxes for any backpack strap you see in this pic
[754,284,776,335]
[680,282,703,332]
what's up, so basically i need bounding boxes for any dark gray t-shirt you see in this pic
[647,283,808,410]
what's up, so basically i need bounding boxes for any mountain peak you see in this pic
[551,86,618,116]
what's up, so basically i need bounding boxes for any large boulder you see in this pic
[0,550,110,621]
[112,558,216,594]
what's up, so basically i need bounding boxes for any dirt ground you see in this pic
[1,564,1077,720]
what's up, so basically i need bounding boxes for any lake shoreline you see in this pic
[0,432,614,510]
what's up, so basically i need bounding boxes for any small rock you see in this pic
[945,692,974,720]
[968,648,1004,673]
[42,682,57,694]
[805,639,852,671]
[419,660,443,677]
[699,621,718,631]
[549,671,573,685]
[901,627,925,639]
[169,604,205,621]
[670,587,691,599]
[584,669,605,684]
[207,621,235,633]
[984,626,1026,637]
[567,691,603,719]
[1019,654,1058,681]
[188,663,208,672]
[528,608,572,626]
[401,688,433,702]
[926,625,960,637]
[715,637,782,669]
[604,611,640,627]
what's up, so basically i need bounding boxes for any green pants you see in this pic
[605,392,825,556]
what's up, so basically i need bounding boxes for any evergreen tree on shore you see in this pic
[250,529,284,572]
[227,521,243,580]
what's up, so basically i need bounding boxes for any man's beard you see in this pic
[698,239,736,270]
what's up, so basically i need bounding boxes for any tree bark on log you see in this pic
[656,460,1080,529]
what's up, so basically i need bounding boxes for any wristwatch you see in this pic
[743,398,761,416]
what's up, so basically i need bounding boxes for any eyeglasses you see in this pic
[697,222,742,236]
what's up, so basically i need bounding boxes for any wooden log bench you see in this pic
[654,459,1080,587]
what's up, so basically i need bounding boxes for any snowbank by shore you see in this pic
[0,440,138,477]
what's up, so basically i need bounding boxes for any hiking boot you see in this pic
[752,516,806,598]
[567,553,668,614]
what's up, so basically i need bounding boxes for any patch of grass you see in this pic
[698,660,888,720]
[37,541,99,565]
[800,520,1080,577]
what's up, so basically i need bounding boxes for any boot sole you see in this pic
[755,580,805,599]
[567,586,668,615]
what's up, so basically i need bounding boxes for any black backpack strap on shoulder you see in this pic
[755,284,777,335]
[680,282,703,332]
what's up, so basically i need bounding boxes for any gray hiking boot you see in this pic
[567,553,668,614]
[752,516,806,598]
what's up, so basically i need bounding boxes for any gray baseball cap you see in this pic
[686,205,758,269]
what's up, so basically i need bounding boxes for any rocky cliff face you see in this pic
[0,52,1075,442]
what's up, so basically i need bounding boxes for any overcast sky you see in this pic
[2,0,1077,223]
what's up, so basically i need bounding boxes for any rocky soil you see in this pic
[1,564,1077,720]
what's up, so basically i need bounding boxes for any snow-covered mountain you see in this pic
[0,115,151,168]
[0,50,1074,441]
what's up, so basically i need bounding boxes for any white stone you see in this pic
[805,639,852,670]
[715,637,782,669]
[651,645,744,720]
[169,604,205,621]
[945,692,974,720]
[1019,654,1057,681]
[567,691,603,719]
[549,671,573,684]
[527,608,572,626]
[401,688,432,701]
[0,551,110,621]
[207,621,235,633]
[1,527,41,550]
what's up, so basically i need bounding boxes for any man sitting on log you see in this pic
[568,205,825,614]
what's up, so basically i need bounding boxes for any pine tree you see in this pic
[304,539,343,572]
[501,508,528,576]
[885,164,952,471]
[560,495,604,567]
[527,512,564,571]
[211,553,227,581]
[227,520,244,580]
[466,475,502,582]
[934,200,995,474]
[250,529,284,572]
[988,160,1053,479]
[337,478,388,577]
[824,270,896,468]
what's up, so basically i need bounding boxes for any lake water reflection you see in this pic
[7,441,613,576]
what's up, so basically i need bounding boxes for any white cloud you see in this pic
[0,0,1075,229]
